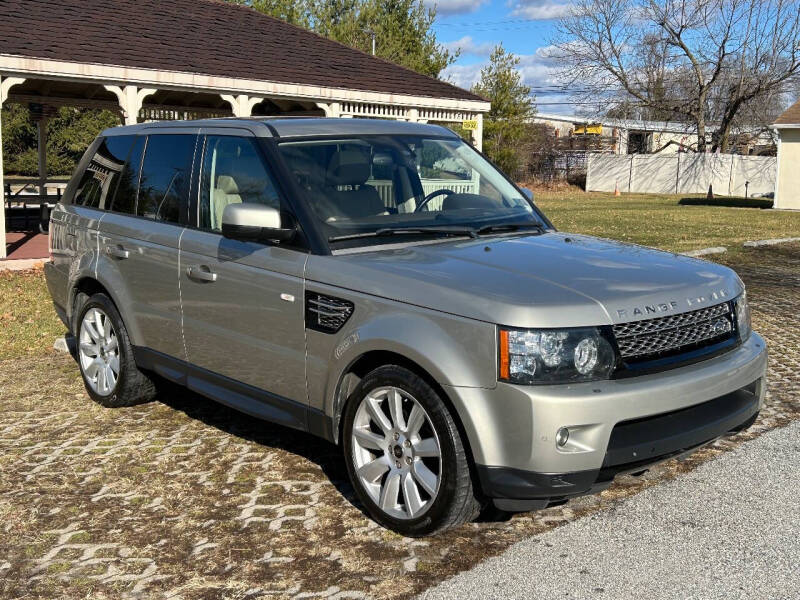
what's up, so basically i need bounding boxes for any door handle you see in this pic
[187,265,217,282]
[105,245,129,259]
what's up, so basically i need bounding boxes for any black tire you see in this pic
[74,292,157,407]
[342,365,481,536]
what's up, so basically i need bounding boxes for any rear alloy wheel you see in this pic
[343,366,480,536]
[78,307,120,396]
[75,293,157,407]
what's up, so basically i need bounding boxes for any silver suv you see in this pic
[45,118,767,536]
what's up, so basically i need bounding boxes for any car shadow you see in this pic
[156,379,366,514]
[156,383,508,525]
[64,334,507,524]
[63,334,362,514]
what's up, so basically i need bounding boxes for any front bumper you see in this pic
[444,332,767,508]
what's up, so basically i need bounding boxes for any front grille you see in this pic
[613,301,735,361]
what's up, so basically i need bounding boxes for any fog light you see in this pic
[556,427,570,447]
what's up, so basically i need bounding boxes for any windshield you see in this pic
[277,134,546,247]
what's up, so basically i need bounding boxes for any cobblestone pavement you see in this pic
[1,244,798,600]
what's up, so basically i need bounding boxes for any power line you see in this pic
[437,23,554,32]
[434,16,554,27]
[533,100,632,105]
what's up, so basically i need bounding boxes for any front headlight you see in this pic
[499,327,616,384]
[734,291,751,342]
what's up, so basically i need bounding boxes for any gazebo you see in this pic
[0,0,489,258]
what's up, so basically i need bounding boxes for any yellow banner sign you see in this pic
[462,119,479,131]
[574,124,603,135]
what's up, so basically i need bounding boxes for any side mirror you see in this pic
[522,187,535,202]
[221,203,295,243]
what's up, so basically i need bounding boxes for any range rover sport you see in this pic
[45,118,767,536]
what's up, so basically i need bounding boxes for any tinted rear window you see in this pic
[136,134,196,223]
[73,135,135,209]
[109,136,145,215]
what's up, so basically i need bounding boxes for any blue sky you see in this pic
[427,0,575,114]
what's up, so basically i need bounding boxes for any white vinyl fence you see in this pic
[371,178,478,210]
[586,153,776,197]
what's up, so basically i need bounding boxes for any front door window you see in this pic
[198,135,282,231]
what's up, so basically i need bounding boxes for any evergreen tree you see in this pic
[1,104,119,177]
[354,0,455,78]
[472,45,536,175]
[236,0,313,27]
[231,0,456,78]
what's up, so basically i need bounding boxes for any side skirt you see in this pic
[133,346,335,442]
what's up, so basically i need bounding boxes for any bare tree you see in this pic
[711,1,800,150]
[555,0,800,152]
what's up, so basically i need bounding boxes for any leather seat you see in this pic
[326,150,386,219]
[212,175,242,230]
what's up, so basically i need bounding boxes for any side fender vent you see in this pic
[306,292,354,333]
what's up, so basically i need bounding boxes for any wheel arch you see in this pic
[331,350,477,476]
[68,276,131,338]
[332,349,484,498]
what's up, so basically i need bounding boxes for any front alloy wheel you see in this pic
[351,386,442,519]
[343,366,481,536]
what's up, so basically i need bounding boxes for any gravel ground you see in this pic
[420,420,800,600]
[1,245,798,599]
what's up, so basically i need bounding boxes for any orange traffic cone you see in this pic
[614,181,621,196]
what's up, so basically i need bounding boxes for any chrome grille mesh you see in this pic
[613,302,734,360]
[305,293,354,333]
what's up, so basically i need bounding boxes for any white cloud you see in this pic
[442,44,578,113]
[441,62,485,90]
[509,0,573,20]
[442,36,495,57]
[423,0,489,16]
[443,45,564,91]
[516,44,565,86]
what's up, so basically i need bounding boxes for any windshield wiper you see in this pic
[328,223,545,243]
[329,225,478,243]
[476,222,545,236]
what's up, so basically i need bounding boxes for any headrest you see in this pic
[327,150,371,186]
[216,175,239,194]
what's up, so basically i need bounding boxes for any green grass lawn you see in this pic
[2,190,798,359]
[534,190,800,254]
[0,267,64,360]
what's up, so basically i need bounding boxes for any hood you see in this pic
[306,232,742,328]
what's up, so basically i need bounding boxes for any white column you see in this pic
[134,87,156,123]
[316,101,341,118]
[0,75,26,259]
[472,113,483,152]
[316,102,331,117]
[407,108,419,123]
[221,94,264,117]
[104,85,156,125]
[221,94,241,117]
[0,89,5,259]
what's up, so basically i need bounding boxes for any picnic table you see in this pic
[4,179,67,233]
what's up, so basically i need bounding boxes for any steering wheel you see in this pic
[415,188,455,212]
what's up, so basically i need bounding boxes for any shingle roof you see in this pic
[774,97,800,125]
[0,0,484,103]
